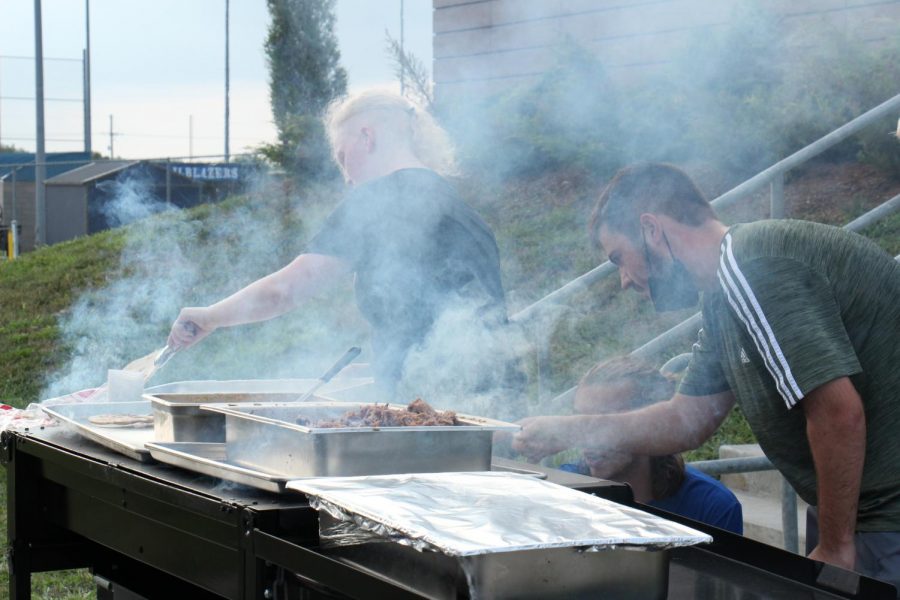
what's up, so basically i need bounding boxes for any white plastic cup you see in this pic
[107,369,144,403]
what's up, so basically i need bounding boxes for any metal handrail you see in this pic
[510,92,900,324]
[689,455,800,554]
[623,191,900,361]
[543,197,900,410]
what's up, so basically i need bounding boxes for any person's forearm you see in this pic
[207,272,296,327]
[576,391,735,455]
[206,253,348,329]
[805,377,866,555]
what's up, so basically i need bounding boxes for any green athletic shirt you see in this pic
[679,220,900,532]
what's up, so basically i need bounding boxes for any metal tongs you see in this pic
[295,346,362,402]
[145,322,199,381]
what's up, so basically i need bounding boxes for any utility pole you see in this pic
[83,0,92,155]
[224,0,230,162]
[34,0,47,246]
[189,114,193,160]
[108,114,114,158]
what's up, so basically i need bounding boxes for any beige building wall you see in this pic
[433,0,900,105]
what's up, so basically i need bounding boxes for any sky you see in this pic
[0,0,433,159]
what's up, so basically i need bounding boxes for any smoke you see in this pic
[97,173,174,228]
[424,0,900,417]
[398,302,531,422]
[42,171,365,401]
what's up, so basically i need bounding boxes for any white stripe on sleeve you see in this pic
[718,264,797,408]
[720,233,805,407]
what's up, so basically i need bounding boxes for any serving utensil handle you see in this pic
[319,346,362,383]
[295,346,362,403]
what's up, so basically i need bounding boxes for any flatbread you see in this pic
[88,413,154,428]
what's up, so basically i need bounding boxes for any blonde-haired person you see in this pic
[169,90,513,398]
[556,355,743,534]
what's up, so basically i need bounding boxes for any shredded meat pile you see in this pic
[298,398,460,428]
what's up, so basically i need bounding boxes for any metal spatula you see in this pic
[295,346,362,402]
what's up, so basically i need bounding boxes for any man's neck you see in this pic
[665,218,729,292]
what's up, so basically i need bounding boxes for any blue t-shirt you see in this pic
[649,466,743,534]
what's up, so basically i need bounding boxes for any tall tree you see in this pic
[264,0,348,177]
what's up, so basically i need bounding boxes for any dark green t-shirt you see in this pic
[680,220,900,531]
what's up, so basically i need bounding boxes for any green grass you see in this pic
[0,162,897,596]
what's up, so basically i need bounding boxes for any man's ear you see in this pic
[638,213,662,245]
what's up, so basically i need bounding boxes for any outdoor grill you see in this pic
[2,379,895,599]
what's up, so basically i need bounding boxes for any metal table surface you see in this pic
[2,426,894,599]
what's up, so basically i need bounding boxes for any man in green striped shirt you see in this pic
[513,163,900,592]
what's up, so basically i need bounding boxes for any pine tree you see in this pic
[264,0,348,178]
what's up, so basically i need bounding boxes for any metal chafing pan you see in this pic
[150,392,338,443]
[145,442,289,493]
[146,378,373,443]
[202,402,520,478]
[322,529,669,600]
[144,442,546,493]
[41,399,156,462]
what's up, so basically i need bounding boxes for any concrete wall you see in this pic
[433,0,900,105]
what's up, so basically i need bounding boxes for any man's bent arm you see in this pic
[804,376,865,571]
[514,391,735,461]
[583,390,735,454]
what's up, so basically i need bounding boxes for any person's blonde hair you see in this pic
[324,89,457,176]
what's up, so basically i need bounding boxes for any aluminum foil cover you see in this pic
[287,472,712,556]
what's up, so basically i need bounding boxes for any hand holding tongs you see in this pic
[140,322,199,383]
[295,346,362,402]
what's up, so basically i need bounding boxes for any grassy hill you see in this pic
[0,159,898,596]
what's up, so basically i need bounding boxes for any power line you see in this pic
[1,95,82,102]
[0,54,81,62]
[3,133,265,142]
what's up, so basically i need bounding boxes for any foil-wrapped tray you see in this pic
[202,402,520,478]
[288,472,712,555]
[290,472,712,600]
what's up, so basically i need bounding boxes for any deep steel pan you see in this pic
[203,401,519,478]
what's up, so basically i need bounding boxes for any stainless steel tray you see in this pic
[203,402,520,478]
[144,441,544,493]
[41,400,156,463]
[145,442,288,493]
[147,378,375,443]
[150,392,340,443]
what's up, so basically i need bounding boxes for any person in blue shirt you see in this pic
[564,355,743,534]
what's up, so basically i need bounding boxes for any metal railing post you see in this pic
[770,172,785,219]
[11,167,17,221]
[781,477,799,554]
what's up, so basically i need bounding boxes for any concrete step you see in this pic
[731,489,808,553]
